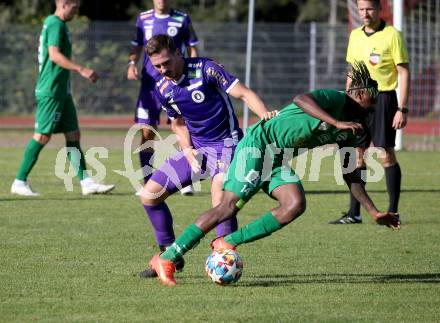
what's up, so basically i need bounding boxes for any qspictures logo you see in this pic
[54,125,385,195]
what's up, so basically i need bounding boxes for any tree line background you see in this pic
[0,0,348,24]
[0,0,349,115]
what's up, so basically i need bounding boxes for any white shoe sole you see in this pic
[82,185,115,196]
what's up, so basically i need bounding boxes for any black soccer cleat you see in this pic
[329,213,362,224]
[139,256,185,278]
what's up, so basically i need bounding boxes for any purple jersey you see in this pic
[155,58,243,146]
[132,9,198,86]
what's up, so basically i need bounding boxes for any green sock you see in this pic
[160,224,205,262]
[66,141,87,180]
[224,211,282,247]
[16,139,44,181]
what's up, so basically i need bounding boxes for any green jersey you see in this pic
[35,15,72,99]
[248,89,357,150]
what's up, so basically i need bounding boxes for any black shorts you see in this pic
[357,91,398,148]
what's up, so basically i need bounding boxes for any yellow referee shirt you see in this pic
[346,21,409,91]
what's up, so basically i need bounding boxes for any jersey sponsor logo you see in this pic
[168,22,183,27]
[167,26,178,37]
[187,80,203,91]
[171,14,185,22]
[144,19,154,25]
[144,25,153,40]
[244,169,260,187]
[188,62,203,68]
[146,29,152,40]
[206,67,228,86]
[369,50,380,65]
[191,90,205,103]
[188,69,202,79]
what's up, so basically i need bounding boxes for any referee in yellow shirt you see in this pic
[330,0,410,225]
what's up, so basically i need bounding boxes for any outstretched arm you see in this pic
[228,82,278,120]
[294,93,363,135]
[343,168,400,229]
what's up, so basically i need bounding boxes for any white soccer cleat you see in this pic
[180,185,194,196]
[80,178,115,196]
[11,179,40,196]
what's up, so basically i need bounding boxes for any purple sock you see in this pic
[139,150,154,184]
[216,216,238,237]
[143,203,175,246]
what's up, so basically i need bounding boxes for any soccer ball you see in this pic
[205,248,243,285]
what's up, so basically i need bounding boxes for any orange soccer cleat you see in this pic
[210,237,236,251]
[149,254,177,286]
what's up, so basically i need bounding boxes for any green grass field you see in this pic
[1,131,439,322]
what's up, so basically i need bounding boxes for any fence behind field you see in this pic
[0,21,439,149]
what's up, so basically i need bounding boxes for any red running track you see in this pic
[0,116,439,136]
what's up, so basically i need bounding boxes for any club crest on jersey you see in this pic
[369,51,380,65]
[167,26,178,37]
[191,90,205,103]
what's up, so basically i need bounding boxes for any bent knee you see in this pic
[277,199,306,224]
[139,184,168,205]
[33,133,51,145]
[140,193,166,206]
[213,200,238,221]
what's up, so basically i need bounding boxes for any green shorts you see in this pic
[223,135,302,209]
[35,95,79,134]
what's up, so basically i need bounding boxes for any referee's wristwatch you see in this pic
[397,107,409,114]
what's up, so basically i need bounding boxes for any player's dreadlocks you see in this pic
[347,61,379,101]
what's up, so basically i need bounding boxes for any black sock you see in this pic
[347,167,366,218]
[385,163,401,213]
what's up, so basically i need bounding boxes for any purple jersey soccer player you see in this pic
[138,35,278,278]
[127,0,198,194]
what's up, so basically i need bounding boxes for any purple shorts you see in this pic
[134,82,162,126]
[150,140,237,194]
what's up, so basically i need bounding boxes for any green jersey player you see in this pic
[11,0,114,196]
[145,61,401,286]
